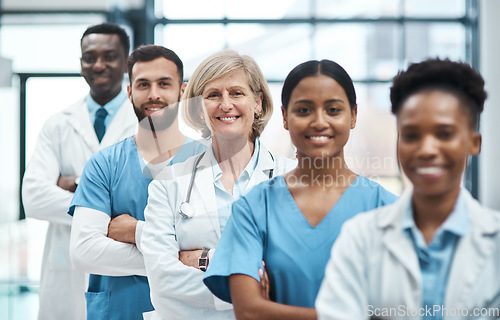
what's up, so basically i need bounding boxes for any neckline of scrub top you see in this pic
[280,174,360,225]
[122,137,156,183]
[277,174,361,244]
[135,137,193,180]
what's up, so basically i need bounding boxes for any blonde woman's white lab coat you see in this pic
[316,188,500,320]
[141,142,296,320]
[22,96,137,320]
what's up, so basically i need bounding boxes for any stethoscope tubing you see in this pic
[177,150,274,219]
[178,152,206,219]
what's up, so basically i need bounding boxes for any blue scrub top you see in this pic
[69,136,206,320]
[204,175,397,308]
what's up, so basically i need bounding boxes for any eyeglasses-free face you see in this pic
[127,57,184,130]
[201,69,262,142]
[283,74,356,161]
[397,89,481,199]
[80,33,127,105]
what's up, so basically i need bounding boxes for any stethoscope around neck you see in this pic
[177,150,275,219]
[178,152,205,219]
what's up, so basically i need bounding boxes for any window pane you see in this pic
[0,13,104,25]
[260,82,294,159]
[315,0,400,18]
[226,0,311,19]
[315,23,400,81]
[404,0,465,17]
[157,0,225,19]
[346,83,399,183]
[405,23,466,64]
[26,77,89,161]
[226,24,311,80]
[0,23,102,73]
[158,24,226,79]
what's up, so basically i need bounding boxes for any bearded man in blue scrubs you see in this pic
[67,45,205,320]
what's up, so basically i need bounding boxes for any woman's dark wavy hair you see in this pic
[390,58,487,129]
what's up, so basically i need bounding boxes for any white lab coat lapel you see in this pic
[192,151,222,238]
[379,189,422,290]
[445,193,500,311]
[191,142,276,239]
[100,99,137,147]
[376,189,500,317]
[65,98,137,153]
[247,143,275,188]
[65,98,100,153]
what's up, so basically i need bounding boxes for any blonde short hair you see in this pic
[182,49,273,141]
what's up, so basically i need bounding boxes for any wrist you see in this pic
[128,220,138,244]
[198,247,209,271]
[135,221,144,249]
[71,176,80,193]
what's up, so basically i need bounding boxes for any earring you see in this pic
[351,123,355,129]
[284,121,288,130]
[254,111,263,119]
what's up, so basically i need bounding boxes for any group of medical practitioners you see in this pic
[21,22,500,320]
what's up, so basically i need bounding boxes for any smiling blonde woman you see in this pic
[140,49,295,320]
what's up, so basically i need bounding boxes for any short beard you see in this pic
[133,100,179,132]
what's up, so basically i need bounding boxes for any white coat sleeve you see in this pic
[22,120,73,226]
[70,206,146,276]
[315,218,370,320]
[141,179,226,317]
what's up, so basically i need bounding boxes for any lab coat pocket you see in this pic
[85,291,110,320]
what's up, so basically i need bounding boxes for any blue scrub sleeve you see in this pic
[203,195,266,303]
[68,152,112,217]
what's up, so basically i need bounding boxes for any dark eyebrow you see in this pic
[400,123,457,130]
[324,99,346,105]
[399,124,418,130]
[293,100,313,105]
[136,77,174,83]
[82,49,118,54]
[293,99,345,105]
[157,77,174,82]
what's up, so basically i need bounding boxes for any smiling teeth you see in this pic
[220,117,237,121]
[416,167,443,175]
[309,136,329,141]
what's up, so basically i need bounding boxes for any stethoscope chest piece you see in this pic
[178,152,205,219]
[179,201,195,219]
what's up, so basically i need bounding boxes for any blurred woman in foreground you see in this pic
[316,58,500,320]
